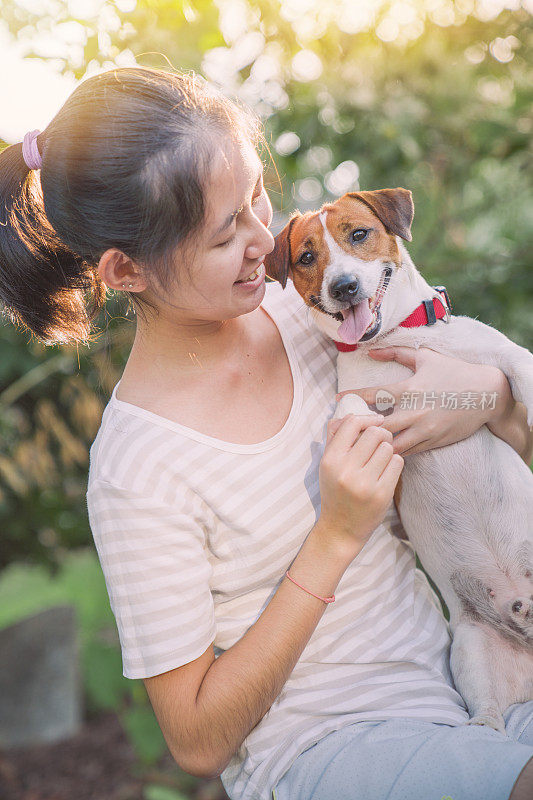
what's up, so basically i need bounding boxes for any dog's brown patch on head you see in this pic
[263,213,300,289]
[349,188,414,242]
[287,213,331,304]
[325,198,403,267]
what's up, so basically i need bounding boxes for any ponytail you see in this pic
[0,137,106,345]
[0,67,262,346]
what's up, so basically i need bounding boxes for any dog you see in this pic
[264,188,533,732]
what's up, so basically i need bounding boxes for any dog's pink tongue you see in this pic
[337,300,372,344]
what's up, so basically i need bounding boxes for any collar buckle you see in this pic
[432,285,451,324]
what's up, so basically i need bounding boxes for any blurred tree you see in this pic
[0,0,532,567]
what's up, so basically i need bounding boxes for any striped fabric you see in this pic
[86,278,469,800]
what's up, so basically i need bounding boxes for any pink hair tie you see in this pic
[285,570,335,604]
[22,129,42,170]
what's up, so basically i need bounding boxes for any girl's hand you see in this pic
[336,346,512,457]
[318,414,404,555]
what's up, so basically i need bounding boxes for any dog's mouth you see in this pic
[337,297,382,345]
[309,266,393,345]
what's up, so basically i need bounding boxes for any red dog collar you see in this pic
[334,286,452,353]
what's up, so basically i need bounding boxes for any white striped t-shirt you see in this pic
[86,278,469,800]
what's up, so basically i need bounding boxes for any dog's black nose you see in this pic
[329,276,360,303]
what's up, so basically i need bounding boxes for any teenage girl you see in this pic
[1,67,532,800]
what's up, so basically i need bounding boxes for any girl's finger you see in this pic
[391,430,432,456]
[367,346,421,372]
[336,386,406,405]
[378,411,423,435]
[328,414,383,434]
[346,424,393,469]
[326,414,384,453]
[326,418,342,443]
[377,453,405,487]
[363,440,397,480]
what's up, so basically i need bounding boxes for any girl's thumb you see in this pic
[326,418,342,442]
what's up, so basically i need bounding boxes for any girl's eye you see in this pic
[298,251,314,265]
[218,234,235,247]
[351,228,368,243]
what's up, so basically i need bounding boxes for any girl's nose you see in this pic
[245,218,275,260]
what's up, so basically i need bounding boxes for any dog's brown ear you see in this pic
[264,214,300,289]
[347,188,414,242]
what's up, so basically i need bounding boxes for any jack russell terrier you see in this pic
[264,188,533,732]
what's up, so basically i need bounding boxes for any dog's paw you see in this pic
[466,713,506,733]
[334,393,374,420]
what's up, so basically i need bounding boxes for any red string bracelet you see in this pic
[285,570,336,603]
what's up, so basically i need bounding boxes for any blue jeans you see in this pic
[272,703,533,800]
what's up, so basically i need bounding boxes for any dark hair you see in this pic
[0,66,263,345]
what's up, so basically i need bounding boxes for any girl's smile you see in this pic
[234,261,266,289]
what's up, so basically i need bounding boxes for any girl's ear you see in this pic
[264,213,300,289]
[97,248,146,292]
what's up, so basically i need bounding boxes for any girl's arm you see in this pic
[343,346,533,463]
[144,522,354,778]
[485,373,533,465]
[143,415,401,778]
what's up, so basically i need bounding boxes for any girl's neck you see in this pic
[125,306,263,378]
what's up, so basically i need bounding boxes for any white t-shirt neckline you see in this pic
[109,284,304,454]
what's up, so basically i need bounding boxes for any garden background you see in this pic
[0,1,532,798]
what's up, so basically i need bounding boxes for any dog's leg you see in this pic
[333,352,388,422]
[450,618,506,732]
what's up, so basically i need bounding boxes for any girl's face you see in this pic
[156,133,275,323]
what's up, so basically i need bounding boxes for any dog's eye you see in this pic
[351,228,368,243]
[298,251,315,265]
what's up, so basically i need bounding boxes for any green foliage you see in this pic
[122,705,170,766]
[84,641,127,711]
[0,549,123,702]
[0,549,174,766]
[0,303,135,568]
[144,786,189,800]
[0,548,110,631]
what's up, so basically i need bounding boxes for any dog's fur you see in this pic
[264,189,533,732]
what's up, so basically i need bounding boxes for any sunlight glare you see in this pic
[291,49,323,82]
[389,1,419,24]
[0,28,76,143]
[337,0,376,34]
[280,0,319,23]
[297,177,322,202]
[325,161,360,196]
[376,18,400,41]
[275,132,301,155]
